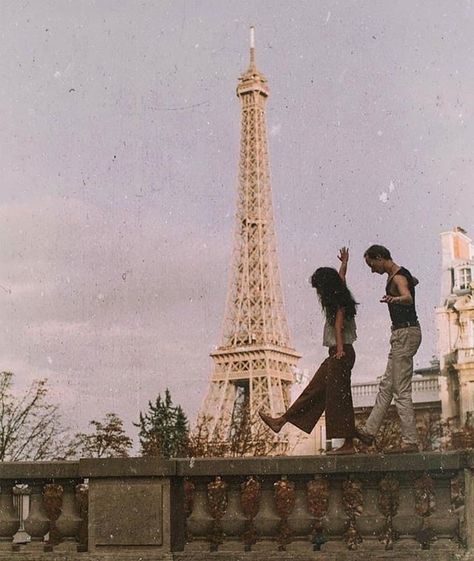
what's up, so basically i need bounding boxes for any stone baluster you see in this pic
[307,475,329,551]
[377,475,400,550]
[414,472,436,549]
[186,481,213,544]
[55,480,82,551]
[254,483,280,540]
[12,485,31,551]
[427,476,461,546]
[23,482,50,551]
[0,481,20,551]
[273,476,295,551]
[206,476,228,551]
[220,480,246,545]
[75,483,88,553]
[451,474,466,547]
[342,477,363,550]
[183,478,196,543]
[240,476,261,551]
[43,483,63,551]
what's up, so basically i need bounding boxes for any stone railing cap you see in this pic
[79,456,176,478]
[0,461,80,480]
[176,451,468,476]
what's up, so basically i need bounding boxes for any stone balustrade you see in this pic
[352,375,440,408]
[181,452,469,556]
[0,453,474,560]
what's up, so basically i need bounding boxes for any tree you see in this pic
[355,409,444,454]
[188,399,289,458]
[0,371,73,461]
[75,412,133,458]
[135,389,189,458]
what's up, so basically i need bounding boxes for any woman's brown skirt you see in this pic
[283,344,356,439]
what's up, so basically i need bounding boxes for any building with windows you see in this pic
[436,227,474,426]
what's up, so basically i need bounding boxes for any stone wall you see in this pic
[0,452,473,560]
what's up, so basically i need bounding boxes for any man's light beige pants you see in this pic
[365,325,422,445]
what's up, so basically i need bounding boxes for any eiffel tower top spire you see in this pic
[237,26,269,97]
[249,25,256,68]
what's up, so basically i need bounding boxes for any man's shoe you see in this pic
[385,443,419,454]
[354,427,374,446]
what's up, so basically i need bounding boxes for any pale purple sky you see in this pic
[0,1,473,436]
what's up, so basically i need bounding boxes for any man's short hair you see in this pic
[364,244,392,260]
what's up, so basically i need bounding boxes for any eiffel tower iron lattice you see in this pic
[197,28,300,454]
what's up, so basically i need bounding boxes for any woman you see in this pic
[259,247,358,454]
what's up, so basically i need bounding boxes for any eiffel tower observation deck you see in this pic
[197,28,300,452]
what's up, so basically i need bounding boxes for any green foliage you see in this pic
[135,389,189,458]
[75,412,133,458]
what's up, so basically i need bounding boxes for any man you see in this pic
[356,245,422,453]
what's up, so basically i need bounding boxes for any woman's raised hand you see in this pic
[338,246,349,264]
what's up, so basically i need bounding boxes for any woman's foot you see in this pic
[327,442,356,455]
[258,410,285,433]
[327,438,356,455]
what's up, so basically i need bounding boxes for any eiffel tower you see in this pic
[197,28,300,451]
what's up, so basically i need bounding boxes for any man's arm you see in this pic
[381,274,413,305]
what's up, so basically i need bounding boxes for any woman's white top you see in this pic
[322,316,357,347]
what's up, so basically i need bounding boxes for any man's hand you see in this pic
[381,276,413,305]
[380,294,400,304]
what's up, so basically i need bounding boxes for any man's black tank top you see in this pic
[386,267,418,325]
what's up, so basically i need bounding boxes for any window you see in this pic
[458,267,472,290]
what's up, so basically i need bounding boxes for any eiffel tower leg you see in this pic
[199,379,237,437]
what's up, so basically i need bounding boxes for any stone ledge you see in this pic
[0,555,469,561]
[173,552,473,561]
[0,451,472,481]
[177,451,471,477]
[0,461,80,480]
[0,552,174,561]
[79,457,176,478]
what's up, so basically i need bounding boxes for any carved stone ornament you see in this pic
[307,476,330,551]
[342,478,363,550]
[207,476,228,551]
[414,472,436,549]
[377,475,400,550]
[414,473,435,518]
[273,477,296,550]
[240,476,262,550]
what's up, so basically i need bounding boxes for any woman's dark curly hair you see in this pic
[310,267,357,324]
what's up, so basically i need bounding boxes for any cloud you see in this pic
[0,194,230,431]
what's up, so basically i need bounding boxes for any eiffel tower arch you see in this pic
[197,28,300,453]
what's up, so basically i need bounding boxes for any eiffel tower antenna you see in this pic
[197,27,300,451]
